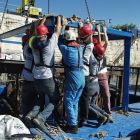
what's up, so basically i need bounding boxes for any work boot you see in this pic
[33,113,45,127]
[108,116,114,123]
[25,106,40,121]
[96,116,107,127]
[78,119,87,127]
[104,113,114,123]
[62,124,78,134]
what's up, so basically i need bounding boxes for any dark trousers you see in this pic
[21,80,37,117]
[79,76,91,120]
[34,78,59,111]
[80,77,106,121]
[89,94,106,119]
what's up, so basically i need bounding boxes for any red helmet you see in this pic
[36,24,49,36]
[93,44,105,58]
[79,25,94,38]
[92,38,98,45]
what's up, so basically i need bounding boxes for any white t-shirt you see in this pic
[98,67,108,74]
[98,58,108,74]
[83,43,94,76]
[33,33,58,79]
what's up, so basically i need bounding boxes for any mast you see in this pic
[48,0,50,14]
[0,0,9,29]
[84,0,91,22]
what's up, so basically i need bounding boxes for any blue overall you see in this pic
[59,42,85,126]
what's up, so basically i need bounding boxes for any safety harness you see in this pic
[83,45,90,67]
[29,36,54,68]
[23,61,34,73]
[83,44,101,78]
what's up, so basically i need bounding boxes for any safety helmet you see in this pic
[79,25,94,38]
[64,30,77,41]
[93,44,105,58]
[92,37,98,45]
[36,24,49,36]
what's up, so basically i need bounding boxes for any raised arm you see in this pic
[96,24,102,44]
[102,23,108,50]
[55,16,62,37]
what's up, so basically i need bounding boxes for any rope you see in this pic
[0,0,9,29]
[84,0,92,22]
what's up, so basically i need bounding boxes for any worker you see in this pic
[21,29,30,47]
[20,29,37,119]
[93,24,114,123]
[25,16,62,127]
[59,30,85,134]
[79,25,109,127]
[88,43,109,127]
[78,25,95,126]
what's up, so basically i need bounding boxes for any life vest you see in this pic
[29,36,36,49]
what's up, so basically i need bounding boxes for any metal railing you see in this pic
[107,65,140,108]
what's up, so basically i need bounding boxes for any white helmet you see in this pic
[64,30,77,41]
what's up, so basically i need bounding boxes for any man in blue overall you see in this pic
[25,16,62,126]
[59,30,85,133]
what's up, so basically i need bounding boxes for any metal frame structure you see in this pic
[0,21,132,112]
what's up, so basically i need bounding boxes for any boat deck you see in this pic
[30,102,140,140]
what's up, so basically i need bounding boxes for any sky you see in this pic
[1,0,140,28]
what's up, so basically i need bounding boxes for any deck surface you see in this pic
[30,102,140,140]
